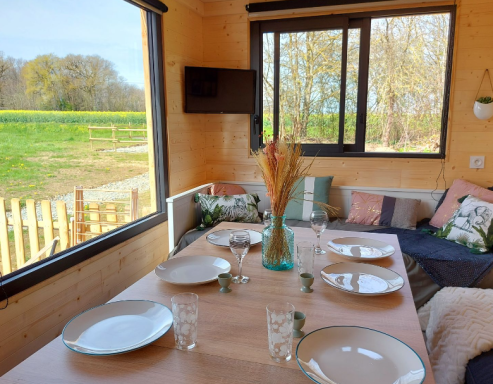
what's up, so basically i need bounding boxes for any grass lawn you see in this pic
[0,122,150,209]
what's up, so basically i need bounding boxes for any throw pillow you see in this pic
[430,180,493,228]
[210,184,246,196]
[435,195,493,253]
[346,191,421,229]
[195,193,261,229]
[284,176,334,221]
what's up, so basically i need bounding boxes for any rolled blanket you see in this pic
[418,287,493,384]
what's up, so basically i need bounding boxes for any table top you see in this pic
[3,222,435,384]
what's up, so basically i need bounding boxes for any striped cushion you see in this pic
[285,176,333,221]
[346,191,421,229]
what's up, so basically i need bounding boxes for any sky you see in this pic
[0,0,145,88]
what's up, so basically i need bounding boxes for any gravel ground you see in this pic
[7,172,150,222]
[101,144,148,153]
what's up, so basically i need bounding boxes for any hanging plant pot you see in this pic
[474,100,493,120]
[473,70,493,120]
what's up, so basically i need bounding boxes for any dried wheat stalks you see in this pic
[251,136,339,267]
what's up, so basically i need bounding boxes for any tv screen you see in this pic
[185,66,256,114]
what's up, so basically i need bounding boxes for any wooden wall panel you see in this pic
[202,0,493,190]
[164,0,207,195]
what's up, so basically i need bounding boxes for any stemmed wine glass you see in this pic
[310,211,328,255]
[229,230,251,284]
[263,209,272,226]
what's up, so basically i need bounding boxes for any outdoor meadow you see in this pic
[0,50,154,272]
[0,110,148,205]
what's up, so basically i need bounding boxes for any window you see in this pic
[251,6,455,157]
[0,0,168,297]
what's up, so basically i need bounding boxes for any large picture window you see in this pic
[251,6,455,158]
[0,0,168,297]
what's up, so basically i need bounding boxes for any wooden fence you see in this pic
[0,198,72,275]
[73,187,138,245]
[0,188,138,275]
[88,123,147,151]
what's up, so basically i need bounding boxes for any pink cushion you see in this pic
[210,184,246,196]
[430,179,493,227]
[346,191,384,226]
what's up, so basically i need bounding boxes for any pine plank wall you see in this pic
[1,0,492,375]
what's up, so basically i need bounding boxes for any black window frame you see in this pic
[250,5,456,159]
[0,0,169,299]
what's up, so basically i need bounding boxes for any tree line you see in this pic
[263,14,450,152]
[0,52,145,112]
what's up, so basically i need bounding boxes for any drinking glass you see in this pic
[297,241,315,275]
[310,211,328,255]
[229,230,250,284]
[263,209,272,226]
[266,301,295,363]
[171,293,198,350]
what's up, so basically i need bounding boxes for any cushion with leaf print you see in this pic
[194,193,261,230]
[435,195,493,253]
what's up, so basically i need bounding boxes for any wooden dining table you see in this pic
[2,222,435,383]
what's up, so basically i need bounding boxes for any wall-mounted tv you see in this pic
[185,66,256,114]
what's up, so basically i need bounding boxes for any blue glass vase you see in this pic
[262,215,294,271]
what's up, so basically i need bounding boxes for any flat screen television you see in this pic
[185,66,256,114]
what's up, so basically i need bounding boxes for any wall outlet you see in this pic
[470,156,485,169]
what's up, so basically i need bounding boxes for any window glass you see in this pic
[279,30,343,144]
[344,28,361,144]
[0,0,156,277]
[252,9,453,157]
[262,33,275,140]
[366,14,450,153]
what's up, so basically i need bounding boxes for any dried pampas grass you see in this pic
[252,136,338,267]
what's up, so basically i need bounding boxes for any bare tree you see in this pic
[262,14,450,151]
[0,51,15,108]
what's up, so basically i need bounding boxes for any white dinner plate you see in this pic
[155,255,231,285]
[206,229,262,247]
[296,326,425,384]
[63,300,173,356]
[320,262,404,296]
[327,237,395,261]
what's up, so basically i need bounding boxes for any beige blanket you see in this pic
[418,287,493,384]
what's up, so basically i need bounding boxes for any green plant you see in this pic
[473,221,493,251]
[433,221,454,238]
[477,96,493,104]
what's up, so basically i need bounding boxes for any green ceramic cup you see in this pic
[218,273,232,293]
[293,311,306,338]
[300,273,314,293]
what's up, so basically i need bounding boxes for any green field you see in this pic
[0,110,146,124]
[262,112,441,152]
[0,111,150,207]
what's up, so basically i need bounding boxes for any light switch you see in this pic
[470,156,485,169]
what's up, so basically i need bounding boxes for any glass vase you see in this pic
[262,215,294,271]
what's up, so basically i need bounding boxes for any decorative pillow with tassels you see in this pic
[434,195,493,253]
[194,193,261,230]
